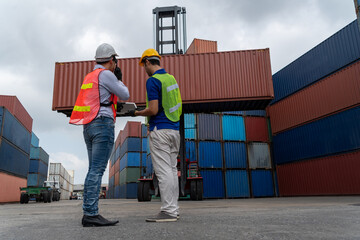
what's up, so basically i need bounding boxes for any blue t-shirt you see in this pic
[147,69,180,131]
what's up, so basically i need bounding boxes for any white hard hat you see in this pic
[95,43,118,62]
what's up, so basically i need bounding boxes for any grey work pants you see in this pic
[149,127,180,217]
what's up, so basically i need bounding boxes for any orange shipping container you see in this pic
[268,60,360,135]
[53,49,273,116]
[0,172,27,203]
[185,38,218,54]
[114,172,120,186]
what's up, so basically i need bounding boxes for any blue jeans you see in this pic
[82,116,114,216]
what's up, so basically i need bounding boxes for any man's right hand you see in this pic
[114,66,122,81]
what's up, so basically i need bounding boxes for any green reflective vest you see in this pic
[146,73,182,123]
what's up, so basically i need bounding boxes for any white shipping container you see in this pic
[60,189,70,200]
[48,174,64,186]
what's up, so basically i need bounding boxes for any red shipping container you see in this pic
[114,172,120,186]
[0,95,33,133]
[0,172,27,203]
[268,60,360,135]
[52,49,273,116]
[245,117,269,142]
[120,121,141,146]
[109,164,114,178]
[276,150,360,196]
[186,38,218,54]
[115,130,122,148]
[114,158,120,174]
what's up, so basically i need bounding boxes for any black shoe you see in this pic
[82,214,119,227]
[146,212,177,222]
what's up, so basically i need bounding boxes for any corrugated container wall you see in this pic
[271,20,360,104]
[0,172,27,203]
[185,38,218,54]
[53,49,273,115]
[268,60,360,134]
[0,95,33,132]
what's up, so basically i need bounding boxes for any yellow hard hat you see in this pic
[139,48,161,66]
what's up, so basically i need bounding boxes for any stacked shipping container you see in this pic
[48,163,74,200]
[268,20,360,196]
[108,121,145,199]
[0,96,32,203]
[27,132,49,187]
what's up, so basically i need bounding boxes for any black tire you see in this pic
[47,191,52,203]
[20,193,25,204]
[23,194,29,204]
[143,181,151,201]
[43,192,48,203]
[196,180,203,201]
[190,180,197,200]
[137,181,144,202]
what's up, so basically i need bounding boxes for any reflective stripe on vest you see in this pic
[146,73,182,123]
[69,68,117,125]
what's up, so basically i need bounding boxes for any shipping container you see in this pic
[198,141,222,168]
[251,170,274,197]
[31,132,39,147]
[0,172,27,203]
[276,150,360,196]
[223,142,247,168]
[185,141,197,162]
[30,147,49,165]
[27,173,47,187]
[145,154,153,177]
[119,168,140,185]
[197,114,221,140]
[0,138,30,178]
[268,60,360,134]
[114,159,120,175]
[49,163,65,177]
[200,170,225,198]
[141,138,147,152]
[120,152,141,171]
[0,95,33,133]
[114,172,119,186]
[184,113,196,129]
[119,137,141,159]
[119,183,137,199]
[248,143,272,169]
[0,107,31,154]
[225,170,250,198]
[186,38,218,54]
[53,49,273,116]
[273,106,360,165]
[109,175,115,188]
[271,20,360,104]
[28,159,48,176]
[114,185,120,198]
[109,164,115,178]
[185,128,196,139]
[141,153,146,167]
[121,122,141,145]
[245,117,269,142]
[141,124,147,138]
[115,145,121,162]
[222,115,246,141]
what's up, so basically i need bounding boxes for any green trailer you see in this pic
[19,186,60,203]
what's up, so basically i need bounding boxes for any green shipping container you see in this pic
[119,167,140,185]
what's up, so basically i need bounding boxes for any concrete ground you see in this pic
[1,196,360,240]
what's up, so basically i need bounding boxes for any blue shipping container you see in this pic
[198,141,222,168]
[185,128,196,139]
[185,113,196,129]
[0,138,29,178]
[28,159,48,176]
[120,152,141,171]
[223,110,266,117]
[30,147,49,165]
[31,132,39,147]
[119,183,137,199]
[109,175,115,188]
[226,170,250,198]
[115,145,120,162]
[141,153,146,167]
[141,124,147,138]
[120,137,141,159]
[224,142,247,168]
[27,173,47,187]
[273,106,360,165]
[272,20,360,104]
[145,154,153,177]
[114,185,120,198]
[222,115,246,141]
[251,170,274,197]
[200,170,225,198]
[0,107,31,154]
[141,138,147,153]
[185,141,197,162]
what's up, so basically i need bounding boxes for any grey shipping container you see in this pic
[248,143,272,169]
[197,114,221,140]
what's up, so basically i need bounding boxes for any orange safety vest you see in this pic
[69,68,117,125]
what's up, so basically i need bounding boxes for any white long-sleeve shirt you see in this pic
[94,64,130,119]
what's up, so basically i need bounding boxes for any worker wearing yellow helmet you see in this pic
[133,48,182,222]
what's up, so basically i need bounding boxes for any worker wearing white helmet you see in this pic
[133,48,182,222]
[70,43,129,227]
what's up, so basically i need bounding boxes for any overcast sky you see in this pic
[0,0,356,185]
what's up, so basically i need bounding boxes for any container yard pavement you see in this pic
[1,197,360,240]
